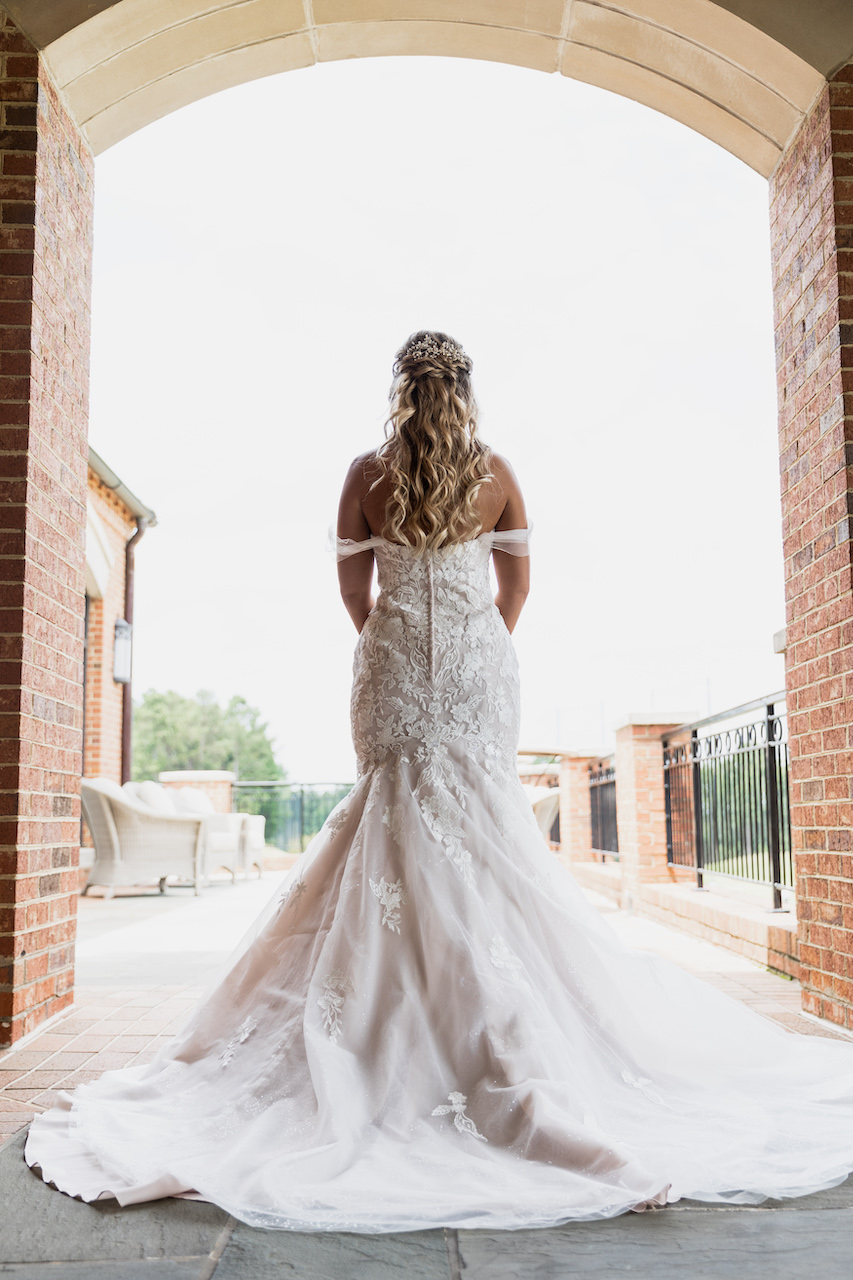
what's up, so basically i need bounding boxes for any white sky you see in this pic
[89,56,785,781]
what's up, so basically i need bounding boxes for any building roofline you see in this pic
[88,447,158,527]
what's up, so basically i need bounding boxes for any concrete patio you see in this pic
[1,872,851,1278]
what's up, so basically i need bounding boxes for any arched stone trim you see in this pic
[40,0,825,173]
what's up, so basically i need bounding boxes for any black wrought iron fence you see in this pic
[232,782,353,853]
[662,693,792,910]
[589,759,619,859]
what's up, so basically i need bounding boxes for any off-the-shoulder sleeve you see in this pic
[333,534,383,561]
[488,526,532,556]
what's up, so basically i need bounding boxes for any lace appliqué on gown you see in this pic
[369,877,406,933]
[489,933,523,978]
[219,1016,258,1067]
[318,971,353,1044]
[431,1092,487,1142]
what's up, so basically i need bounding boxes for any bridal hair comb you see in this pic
[402,335,472,372]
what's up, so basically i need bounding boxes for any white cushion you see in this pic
[122,781,141,800]
[207,832,239,854]
[137,780,176,813]
[173,787,215,815]
[85,776,125,803]
[243,815,266,847]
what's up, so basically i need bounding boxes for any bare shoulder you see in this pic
[488,452,527,531]
[489,452,521,493]
[342,449,381,494]
[347,448,379,476]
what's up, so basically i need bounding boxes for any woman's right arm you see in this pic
[337,456,376,633]
[491,456,530,634]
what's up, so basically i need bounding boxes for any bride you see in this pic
[26,331,853,1230]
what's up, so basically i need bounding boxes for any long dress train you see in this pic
[24,528,853,1231]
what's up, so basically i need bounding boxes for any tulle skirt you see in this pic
[25,750,853,1231]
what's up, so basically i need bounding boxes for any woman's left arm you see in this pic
[491,455,530,634]
[337,456,376,633]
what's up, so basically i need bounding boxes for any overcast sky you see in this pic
[88,55,784,781]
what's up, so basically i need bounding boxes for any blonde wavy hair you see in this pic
[375,331,492,554]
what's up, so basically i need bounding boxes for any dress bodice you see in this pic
[338,529,531,783]
[370,537,494,635]
[336,527,531,624]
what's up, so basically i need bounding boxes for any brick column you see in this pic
[770,66,853,1030]
[0,11,93,1047]
[558,753,599,862]
[613,719,679,911]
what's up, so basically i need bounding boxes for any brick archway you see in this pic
[1,2,853,1044]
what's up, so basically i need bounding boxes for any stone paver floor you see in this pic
[1,869,851,1276]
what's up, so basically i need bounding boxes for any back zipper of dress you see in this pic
[427,558,435,681]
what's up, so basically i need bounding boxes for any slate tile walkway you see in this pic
[1,870,851,1277]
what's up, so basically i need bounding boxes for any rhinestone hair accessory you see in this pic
[403,335,472,373]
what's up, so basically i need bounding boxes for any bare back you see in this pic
[345,450,526,544]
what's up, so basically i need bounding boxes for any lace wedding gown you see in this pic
[25,529,853,1230]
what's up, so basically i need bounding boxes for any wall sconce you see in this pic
[113,618,133,684]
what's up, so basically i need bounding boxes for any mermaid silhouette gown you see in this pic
[25,528,853,1230]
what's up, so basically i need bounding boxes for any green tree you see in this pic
[132,689,285,782]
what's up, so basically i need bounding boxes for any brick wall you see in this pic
[770,67,853,1029]
[0,11,92,1046]
[83,471,134,784]
[613,719,683,911]
[558,754,598,862]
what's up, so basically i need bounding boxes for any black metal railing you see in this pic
[589,760,619,859]
[662,693,792,909]
[232,781,353,853]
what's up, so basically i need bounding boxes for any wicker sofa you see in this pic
[80,777,253,896]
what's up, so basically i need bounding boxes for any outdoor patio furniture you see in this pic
[81,777,206,898]
[131,781,242,883]
[130,781,266,881]
[240,814,266,878]
[133,782,264,880]
[168,784,243,882]
[531,788,561,842]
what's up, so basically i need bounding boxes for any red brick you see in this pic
[773,78,853,1030]
[0,24,92,1048]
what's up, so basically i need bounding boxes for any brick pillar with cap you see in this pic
[770,65,853,1031]
[614,718,681,912]
[0,10,93,1047]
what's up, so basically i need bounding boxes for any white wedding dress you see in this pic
[25,529,853,1230]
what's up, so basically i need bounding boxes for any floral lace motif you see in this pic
[219,1015,258,1067]
[419,784,473,884]
[382,802,407,847]
[531,869,554,894]
[318,971,352,1044]
[431,1091,487,1142]
[281,878,307,909]
[621,1069,666,1106]
[489,933,523,977]
[350,539,521,889]
[369,876,406,933]
[324,797,352,839]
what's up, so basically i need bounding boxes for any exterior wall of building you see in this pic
[0,11,93,1047]
[83,472,134,785]
[769,65,853,1030]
